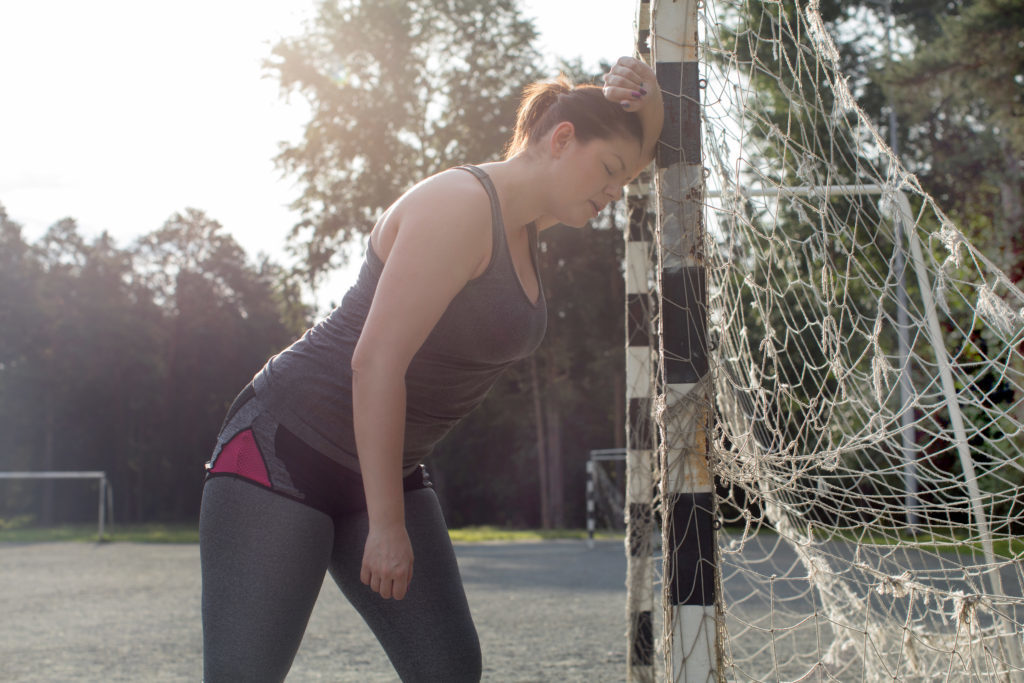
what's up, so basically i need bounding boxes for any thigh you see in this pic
[200,477,334,683]
[327,488,481,683]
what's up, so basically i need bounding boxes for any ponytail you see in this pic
[505,75,643,159]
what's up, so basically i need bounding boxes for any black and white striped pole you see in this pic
[624,2,657,680]
[652,0,720,679]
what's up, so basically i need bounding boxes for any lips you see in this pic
[588,200,600,217]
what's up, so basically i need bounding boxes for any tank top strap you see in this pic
[455,165,507,254]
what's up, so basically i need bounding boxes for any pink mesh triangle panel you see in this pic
[210,429,272,487]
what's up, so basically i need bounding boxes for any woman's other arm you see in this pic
[351,172,491,600]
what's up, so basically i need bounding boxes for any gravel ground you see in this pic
[0,539,632,682]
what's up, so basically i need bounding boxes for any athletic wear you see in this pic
[201,165,545,682]
[201,478,480,683]
[206,384,431,518]
[252,165,547,474]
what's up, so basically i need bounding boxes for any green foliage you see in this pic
[0,205,311,525]
[881,0,1024,280]
[0,523,200,544]
[267,0,543,280]
[448,526,622,542]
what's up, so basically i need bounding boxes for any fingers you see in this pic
[360,558,412,601]
[360,524,414,600]
[606,56,650,88]
[603,56,656,111]
[391,575,409,601]
[360,562,371,586]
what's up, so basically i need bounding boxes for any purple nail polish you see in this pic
[632,91,642,99]
[621,101,630,108]
[639,87,648,96]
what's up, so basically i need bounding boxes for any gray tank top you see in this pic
[253,165,547,474]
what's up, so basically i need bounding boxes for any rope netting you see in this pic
[628,0,1024,680]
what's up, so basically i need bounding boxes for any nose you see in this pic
[607,183,624,201]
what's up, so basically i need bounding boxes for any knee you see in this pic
[398,626,481,683]
[204,649,291,683]
[444,629,482,682]
[434,637,482,683]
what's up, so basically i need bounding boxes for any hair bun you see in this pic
[504,75,643,159]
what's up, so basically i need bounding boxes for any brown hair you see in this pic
[504,75,644,159]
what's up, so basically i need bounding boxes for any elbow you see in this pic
[351,342,405,385]
[350,344,375,382]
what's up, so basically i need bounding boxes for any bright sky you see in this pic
[0,0,637,294]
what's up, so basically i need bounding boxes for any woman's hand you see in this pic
[360,521,414,600]
[602,56,664,174]
[602,56,657,113]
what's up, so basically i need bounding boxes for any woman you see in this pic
[200,56,663,682]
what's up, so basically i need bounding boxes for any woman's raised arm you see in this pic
[603,56,664,175]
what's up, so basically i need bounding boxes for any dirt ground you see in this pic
[0,539,633,682]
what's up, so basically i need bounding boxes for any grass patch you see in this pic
[0,523,199,544]
[816,526,1023,560]
[448,526,623,543]
[0,523,623,545]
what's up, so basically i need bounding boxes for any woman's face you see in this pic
[548,129,642,228]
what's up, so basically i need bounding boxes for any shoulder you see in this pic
[372,167,494,267]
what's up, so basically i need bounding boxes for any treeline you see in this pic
[0,207,309,524]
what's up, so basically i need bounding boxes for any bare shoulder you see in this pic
[372,168,493,269]
[355,167,496,366]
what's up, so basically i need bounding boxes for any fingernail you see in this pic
[621,101,631,108]
[639,87,648,96]
[631,91,643,99]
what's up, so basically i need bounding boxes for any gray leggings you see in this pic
[199,477,481,682]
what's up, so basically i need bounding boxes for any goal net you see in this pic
[630,0,1024,680]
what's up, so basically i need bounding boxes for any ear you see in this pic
[548,121,575,158]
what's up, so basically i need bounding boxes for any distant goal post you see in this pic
[586,449,627,548]
[0,471,114,541]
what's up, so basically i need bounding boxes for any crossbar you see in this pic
[0,471,113,541]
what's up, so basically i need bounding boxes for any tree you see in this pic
[0,205,311,526]
[0,213,165,524]
[0,207,46,519]
[131,209,309,520]
[881,0,1024,281]
[266,0,543,280]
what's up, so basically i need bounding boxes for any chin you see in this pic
[550,207,591,229]
[558,213,590,229]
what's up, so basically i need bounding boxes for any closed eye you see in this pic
[603,163,613,175]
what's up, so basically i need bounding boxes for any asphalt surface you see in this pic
[0,540,632,682]
[4,534,1020,681]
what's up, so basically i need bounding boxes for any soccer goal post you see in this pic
[0,471,114,541]
[625,0,1024,678]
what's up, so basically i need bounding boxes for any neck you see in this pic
[476,154,552,232]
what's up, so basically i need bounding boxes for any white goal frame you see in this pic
[586,448,627,548]
[0,471,114,541]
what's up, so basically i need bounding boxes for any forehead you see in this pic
[585,135,642,170]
